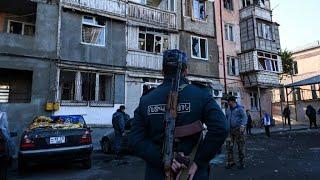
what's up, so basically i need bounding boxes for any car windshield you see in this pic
[29,115,86,130]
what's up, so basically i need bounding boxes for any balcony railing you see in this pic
[242,71,280,87]
[240,5,272,21]
[61,0,126,18]
[128,2,176,29]
[127,51,163,70]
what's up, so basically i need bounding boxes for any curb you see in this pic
[251,127,309,135]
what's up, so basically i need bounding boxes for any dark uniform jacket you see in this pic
[129,77,228,180]
[112,110,126,134]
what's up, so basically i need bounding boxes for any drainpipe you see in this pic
[219,0,227,94]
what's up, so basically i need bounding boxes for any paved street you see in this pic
[7,129,320,180]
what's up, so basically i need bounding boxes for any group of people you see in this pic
[126,49,280,180]
[283,105,318,129]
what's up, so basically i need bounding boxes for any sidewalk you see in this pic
[250,124,309,134]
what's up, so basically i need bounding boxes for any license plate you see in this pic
[50,136,65,144]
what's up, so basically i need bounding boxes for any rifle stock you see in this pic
[163,60,183,180]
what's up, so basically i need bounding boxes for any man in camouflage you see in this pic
[225,96,247,169]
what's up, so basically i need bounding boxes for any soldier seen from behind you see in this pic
[129,49,228,180]
[112,105,127,159]
[225,96,247,169]
[306,105,318,129]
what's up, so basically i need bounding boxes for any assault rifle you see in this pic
[162,54,183,180]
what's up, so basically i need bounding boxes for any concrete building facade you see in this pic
[0,0,223,136]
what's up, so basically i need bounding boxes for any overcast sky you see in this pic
[272,0,320,50]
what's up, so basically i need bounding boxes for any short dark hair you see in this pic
[120,105,125,110]
[227,96,237,102]
[162,49,187,76]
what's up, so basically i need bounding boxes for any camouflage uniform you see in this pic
[225,102,247,167]
[226,128,245,166]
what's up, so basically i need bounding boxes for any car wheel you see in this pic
[82,158,92,169]
[102,139,111,154]
[18,157,28,175]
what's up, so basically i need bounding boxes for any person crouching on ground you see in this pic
[225,96,247,169]
[262,111,271,138]
[112,105,127,159]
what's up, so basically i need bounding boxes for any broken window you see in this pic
[81,72,96,101]
[224,0,234,10]
[7,20,35,36]
[0,68,32,103]
[155,36,162,53]
[82,16,106,46]
[257,51,279,72]
[59,70,76,101]
[193,0,206,20]
[99,74,113,103]
[191,36,208,59]
[138,28,169,54]
[163,36,169,51]
[227,56,239,76]
[250,92,259,110]
[146,34,154,52]
[139,33,146,50]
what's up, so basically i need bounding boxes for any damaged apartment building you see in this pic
[0,0,222,132]
[215,0,282,119]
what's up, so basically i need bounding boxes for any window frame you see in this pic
[190,35,208,60]
[81,16,106,47]
[227,56,239,76]
[138,28,170,54]
[250,92,259,110]
[59,69,114,106]
[224,0,234,11]
[257,51,279,72]
[224,23,235,42]
[257,22,273,40]
[7,20,35,36]
[192,0,207,21]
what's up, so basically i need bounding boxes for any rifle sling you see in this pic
[174,120,203,138]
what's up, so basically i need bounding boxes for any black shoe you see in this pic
[238,164,245,169]
[225,163,236,169]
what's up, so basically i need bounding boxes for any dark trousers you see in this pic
[114,131,122,156]
[264,125,271,137]
[309,118,318,129]
[246,126,252,135]
[284,116,290,125]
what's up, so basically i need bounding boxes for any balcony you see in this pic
[242,71,280,88]
[127,51,163,70]
[128,2,176,29]
[240,5,272,21]
[60,0,126,19]
[239,51,282,88]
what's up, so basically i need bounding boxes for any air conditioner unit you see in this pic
[212,89,223,98]
[233,92,241,98]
